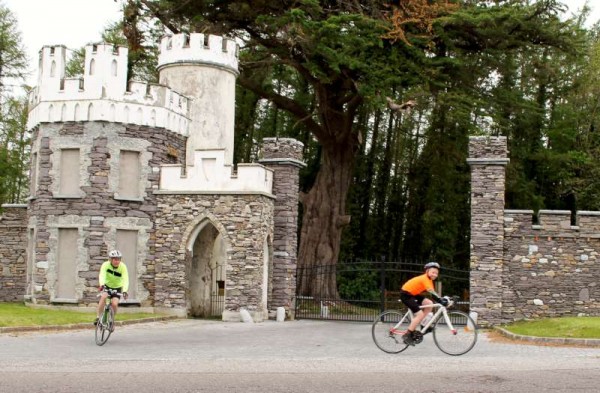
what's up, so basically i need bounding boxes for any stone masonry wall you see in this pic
[0,205,28,301]
[260,138,304,317]
[153,193,274,316]
[503,210,600,319]
[28,121,186,305]
[469,136,600,325]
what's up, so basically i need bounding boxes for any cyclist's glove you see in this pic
[123,292,128,300]
[433,295,449,306]
[98,285,104,291]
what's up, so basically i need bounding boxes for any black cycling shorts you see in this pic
[400,291,425,313]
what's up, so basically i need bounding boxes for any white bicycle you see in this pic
[372,296,478,356]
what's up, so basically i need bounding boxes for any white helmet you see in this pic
[424,261,440,271]
[108,250,122,258]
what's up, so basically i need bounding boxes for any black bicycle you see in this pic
[95,288,121,346]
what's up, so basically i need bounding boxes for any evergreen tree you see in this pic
[120,1,582,297]
[0,3,29,206]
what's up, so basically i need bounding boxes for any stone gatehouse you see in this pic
[0,34,304,322]
[1,37,598,326]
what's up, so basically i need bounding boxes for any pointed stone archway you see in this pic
[186,219,227,318]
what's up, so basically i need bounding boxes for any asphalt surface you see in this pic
[1,319,599,392]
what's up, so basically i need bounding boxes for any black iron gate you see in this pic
[295,260,469,322]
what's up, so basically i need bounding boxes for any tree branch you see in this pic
[237,74,325,140]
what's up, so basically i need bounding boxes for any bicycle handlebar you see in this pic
[96,288,123,299]
[398,295,459,309]
[417,296,454,309]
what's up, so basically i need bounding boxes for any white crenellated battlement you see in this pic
[158,34,239,74]
[159,149,273,195]
[27,43,190,135]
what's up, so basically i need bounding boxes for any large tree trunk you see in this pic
[297,139,356,298]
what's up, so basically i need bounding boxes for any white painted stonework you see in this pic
[27,44,189,135]
[158,34,239,166]
[160,149,273,194]
[158,34,239,74]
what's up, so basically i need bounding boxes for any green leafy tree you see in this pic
[0,4,27,102]
[126,0,581,297]
[0,3,29,206]
[136,0,462,297]
[0,95,29,204]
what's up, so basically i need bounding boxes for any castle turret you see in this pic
[157,34,239,166]
[25,41,190,307]
[36,45,67,93]
[28,43,189,135]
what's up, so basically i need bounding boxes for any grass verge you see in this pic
[0,302,162,327]
[502,316,600,339]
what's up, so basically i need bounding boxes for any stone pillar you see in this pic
[259,138,305,318]
[467,136,509,326]
[0,205,28,301]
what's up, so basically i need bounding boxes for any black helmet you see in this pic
[424,261,440,271]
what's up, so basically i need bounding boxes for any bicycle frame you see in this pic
[99,288,121,314]
[391,299,457,335]
[417,302,458,334]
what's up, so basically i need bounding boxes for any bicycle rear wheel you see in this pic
[95,307,113,346]
[371,311,411,354]
[432,310,478,355]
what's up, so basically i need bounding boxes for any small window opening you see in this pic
[111,59,118,76]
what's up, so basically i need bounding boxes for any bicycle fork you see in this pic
[439,308,458,335]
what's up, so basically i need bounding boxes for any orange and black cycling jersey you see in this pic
[401,273,434,296]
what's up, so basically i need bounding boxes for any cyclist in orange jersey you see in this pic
[399,261,448,346]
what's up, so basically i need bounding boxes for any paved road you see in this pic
[1,319,599,392]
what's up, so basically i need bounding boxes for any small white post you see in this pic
[276,307,286,322]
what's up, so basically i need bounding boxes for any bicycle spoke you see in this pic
[371,311,411,354]
[432,310,478,356]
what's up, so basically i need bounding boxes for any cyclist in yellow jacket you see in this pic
[399,261,448,346]
[94,250,129,326]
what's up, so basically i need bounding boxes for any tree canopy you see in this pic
[114,0,592,297]
[0,3,29,206]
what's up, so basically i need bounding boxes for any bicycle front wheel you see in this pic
[371,311,411,354]
[95,307,113,346]
[432,310,478,355]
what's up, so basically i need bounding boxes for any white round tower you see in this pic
[158,34,239,166]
